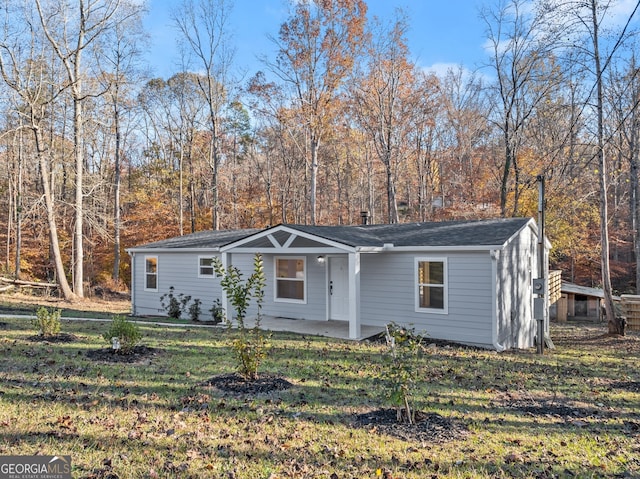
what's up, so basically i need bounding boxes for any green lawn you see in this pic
[0,317,638,478]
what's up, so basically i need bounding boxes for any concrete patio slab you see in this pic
[244,316,384,341]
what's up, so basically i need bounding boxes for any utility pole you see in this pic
[534,175,547,354]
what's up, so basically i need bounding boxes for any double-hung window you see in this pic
[416,257,447,313]
[198,256,215,277]
[275,257,306,303]
[145,256,158,291]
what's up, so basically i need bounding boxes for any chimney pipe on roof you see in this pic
[360,211,370,225]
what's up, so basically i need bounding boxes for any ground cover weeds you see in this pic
[0,318,638,478]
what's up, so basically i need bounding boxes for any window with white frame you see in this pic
[198,256,215,277]
[416,257,447,312]
[275,257,306,302]
[145,256,158,291]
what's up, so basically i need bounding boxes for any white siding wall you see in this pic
[360,251,494,347]
[496,226,537,349]
[131,251,222,318]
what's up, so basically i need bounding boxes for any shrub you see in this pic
[188,298,202,321]
[383,322,425,424]
[32,307,61,337]
[160,287,192,319]
[209,298,224,324]
[213,254,270,379]
[103,315,142,354]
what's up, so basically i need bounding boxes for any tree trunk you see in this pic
[310,136,319,225]
[632,146,640,292]
[112,97,122,282]
[590,0,621,335]
[500,125,513,217]
[72,88,84,297]
[33,127,76,301]
[15,126,23,280]
[385,159,399,224]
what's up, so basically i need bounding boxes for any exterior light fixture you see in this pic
[317,255,326,264]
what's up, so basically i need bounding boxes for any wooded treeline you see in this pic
[0,0,638,309]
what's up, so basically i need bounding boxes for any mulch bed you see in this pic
[202,373,294,395]
[353,408,468,443]
[85,345,159,363]
[27,333,79,343]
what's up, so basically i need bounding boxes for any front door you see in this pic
[329,256,349,320]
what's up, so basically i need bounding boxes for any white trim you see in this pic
[222,225,354,252]
[414,257,448,314]
[274,256,307,304]
[129,252,136,315]
[370,244,507,253]
[228,246,345,254]
[144,255,159,292]
[348,252,361,339]
[266,234,280,248]
[197,255,217,278]
[491,250,506,351]
[127,247,221,254]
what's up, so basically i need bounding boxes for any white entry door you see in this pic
[329,256,349,320]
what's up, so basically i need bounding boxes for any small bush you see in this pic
[209,298,224,324]
[160,287,191,319]
[32,307,61,337]
[103,315,142,354]
[188,298,202,321]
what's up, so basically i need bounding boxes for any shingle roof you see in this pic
[286,217,532,247]
[129,228,260,250]
[129,218,533,251]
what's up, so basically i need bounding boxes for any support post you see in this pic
[348,252,361,339]
[536,175,546,354]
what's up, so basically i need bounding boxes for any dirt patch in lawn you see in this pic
[85,345,160,363]
[353,408,468,443]
[203,373,294,395]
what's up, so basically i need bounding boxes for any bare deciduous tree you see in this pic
[267,0,367,224]
[35,0,120,297]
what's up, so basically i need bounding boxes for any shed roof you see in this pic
[129,217,533,252]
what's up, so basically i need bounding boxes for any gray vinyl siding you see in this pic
[131,251,222,317]
[263,253,327,321]
[224,253,328,321]
[360,251,494,347]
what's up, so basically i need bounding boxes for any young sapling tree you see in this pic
[213,254,269,379]
[383,322,425,424]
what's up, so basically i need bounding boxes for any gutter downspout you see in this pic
[491,249,506,352]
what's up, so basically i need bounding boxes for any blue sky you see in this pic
[143,0,488,79]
